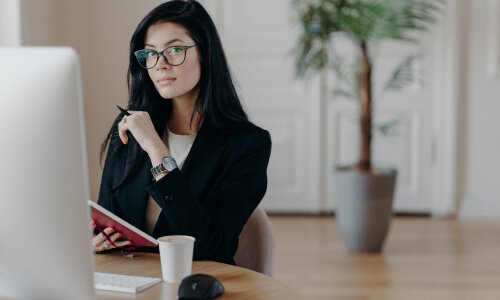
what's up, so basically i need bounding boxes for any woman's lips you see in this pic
[157,78,176,85]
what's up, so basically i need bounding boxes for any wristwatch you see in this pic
[151,156,178,179]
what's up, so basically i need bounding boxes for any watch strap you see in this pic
[151,163,167,178]
[150,156,177,179]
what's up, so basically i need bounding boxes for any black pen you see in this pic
[116,105,131,116]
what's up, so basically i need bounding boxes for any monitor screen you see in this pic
[0,47,95,300]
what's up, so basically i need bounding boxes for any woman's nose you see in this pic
[156,54,172,70]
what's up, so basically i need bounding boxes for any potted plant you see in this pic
[293,0,443,252]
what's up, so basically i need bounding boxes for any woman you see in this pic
[92,0,271,265]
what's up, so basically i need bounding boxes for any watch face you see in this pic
[162,157,178,172]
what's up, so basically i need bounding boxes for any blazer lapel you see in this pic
[181,120,227,200]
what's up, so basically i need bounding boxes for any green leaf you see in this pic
[383,54,422,92]
[373,116,406,137]
[332,88,356,100]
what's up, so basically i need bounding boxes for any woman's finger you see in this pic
[93,227,114,247]
[118,117,129,144]
[101,241,114,251]
[93,232,104,247]
[103,227,115,236]
[114,240,132,248]
[109,232,122,242]
[97,243,112,252]
[97,234,130,251]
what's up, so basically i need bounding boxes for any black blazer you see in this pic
[97,119,272,265]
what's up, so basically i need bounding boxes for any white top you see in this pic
[144,128,197,235]
[166,128,197,170]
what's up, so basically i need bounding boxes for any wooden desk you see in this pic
[95,253,301,299]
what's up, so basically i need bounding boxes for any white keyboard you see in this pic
[94,272,162,294]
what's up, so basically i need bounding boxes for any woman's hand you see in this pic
[91,220,131,252]
[118,111,168,156]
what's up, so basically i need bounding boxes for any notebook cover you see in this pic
[88,200,158,248]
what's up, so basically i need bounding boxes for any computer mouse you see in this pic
[178,273,225,300]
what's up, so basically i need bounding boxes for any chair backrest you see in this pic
[234,206,275,276]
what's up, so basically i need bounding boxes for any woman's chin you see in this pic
[159,93,176,99]
[156,88,178,99]
[157,90,194,100]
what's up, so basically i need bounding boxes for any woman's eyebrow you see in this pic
[145,38,186,49]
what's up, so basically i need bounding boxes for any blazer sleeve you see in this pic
[145,130,272,262]
[97,130,124,211]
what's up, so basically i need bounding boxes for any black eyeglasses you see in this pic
[134,45,196,69]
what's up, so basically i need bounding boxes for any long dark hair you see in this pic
[100,0,249,188]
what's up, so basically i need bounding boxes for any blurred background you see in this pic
[1,0,500,299]
[0,0,500,217]
[2,0,499,218]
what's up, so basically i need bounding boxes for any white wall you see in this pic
[19,0,55,45]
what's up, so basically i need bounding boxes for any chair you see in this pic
[234,205,275,276]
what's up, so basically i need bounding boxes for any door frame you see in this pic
[0,0,21,46]
[430,0,463,217]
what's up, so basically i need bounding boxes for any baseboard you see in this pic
[267,211,334,217]
[459,197,500,219]
[266,211,430,217]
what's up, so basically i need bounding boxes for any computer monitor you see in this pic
[0,47,95,299]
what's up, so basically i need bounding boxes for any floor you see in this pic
[270,216,500,300]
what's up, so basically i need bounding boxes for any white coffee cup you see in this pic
[157,235,195,283]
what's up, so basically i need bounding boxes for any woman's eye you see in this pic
[169,47,184,54]
[146,50,156,57]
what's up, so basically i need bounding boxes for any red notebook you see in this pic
[88,200,158,248]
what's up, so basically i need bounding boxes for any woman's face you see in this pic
[144,22,201,101]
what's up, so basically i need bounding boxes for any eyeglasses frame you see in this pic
[134,45,197,69]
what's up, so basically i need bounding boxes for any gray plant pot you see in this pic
[334,166,397,252]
